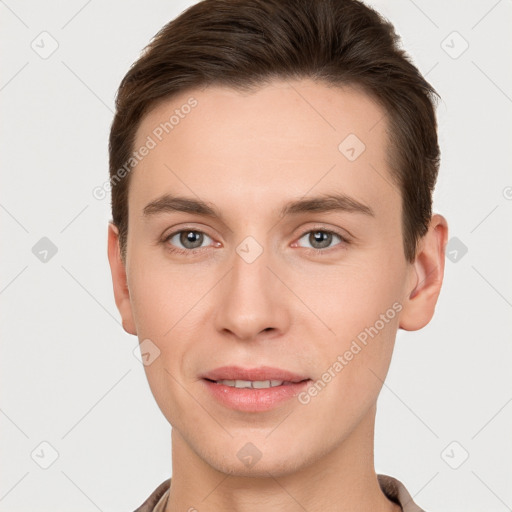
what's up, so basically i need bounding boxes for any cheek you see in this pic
[126,259,208,381]
[300,310,399,433]
[299,253,405,335]
[299,255,403,393]
[127,253,204,337]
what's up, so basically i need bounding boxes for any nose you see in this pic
[213,239,291,341]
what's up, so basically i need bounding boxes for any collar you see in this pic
[135,474,426,512]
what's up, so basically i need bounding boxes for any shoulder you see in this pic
[378,474,427,512]
[132,479,171,512]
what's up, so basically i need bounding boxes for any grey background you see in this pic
[1,0,511,510]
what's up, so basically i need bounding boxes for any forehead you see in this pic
[129,79,398,222]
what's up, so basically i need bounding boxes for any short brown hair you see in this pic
[109,0,441,263]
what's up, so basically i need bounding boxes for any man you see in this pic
[107,0,448,510]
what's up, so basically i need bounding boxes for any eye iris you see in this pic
[180,231,203,249]
[310,231,332,249]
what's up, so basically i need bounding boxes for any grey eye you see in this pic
[297,230,343,250]
[168,230,212,250]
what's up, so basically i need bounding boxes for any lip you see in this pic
[201,365,309,382]
[201,366,311,412]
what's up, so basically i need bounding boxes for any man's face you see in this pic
[121,79,417,476]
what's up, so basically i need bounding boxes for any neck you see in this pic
[165,405,400,512]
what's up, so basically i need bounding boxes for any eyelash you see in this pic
[161,227,350,257]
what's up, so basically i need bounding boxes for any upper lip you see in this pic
[201,366,309,383]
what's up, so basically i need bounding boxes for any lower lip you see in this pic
[202,379,311,412]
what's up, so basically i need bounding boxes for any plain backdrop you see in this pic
[1,1,511,511]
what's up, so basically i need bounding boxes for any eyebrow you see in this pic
[142,192,375,221]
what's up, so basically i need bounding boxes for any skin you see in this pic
[108,79,448,512]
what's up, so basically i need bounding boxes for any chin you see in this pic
[191,433,321,479]
[209,453,306,479]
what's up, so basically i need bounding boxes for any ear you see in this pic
[399,214,449,331]
[107,223,137,335]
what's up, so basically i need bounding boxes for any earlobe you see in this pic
[107,223,137,336]
[399,214,449,331]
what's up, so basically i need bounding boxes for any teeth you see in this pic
[216,379,285,389]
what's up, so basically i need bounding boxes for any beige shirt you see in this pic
[133,474,426,511]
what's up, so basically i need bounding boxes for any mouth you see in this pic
[201,365,309,383]
[200,366,311,412]
[203,378,307,389]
